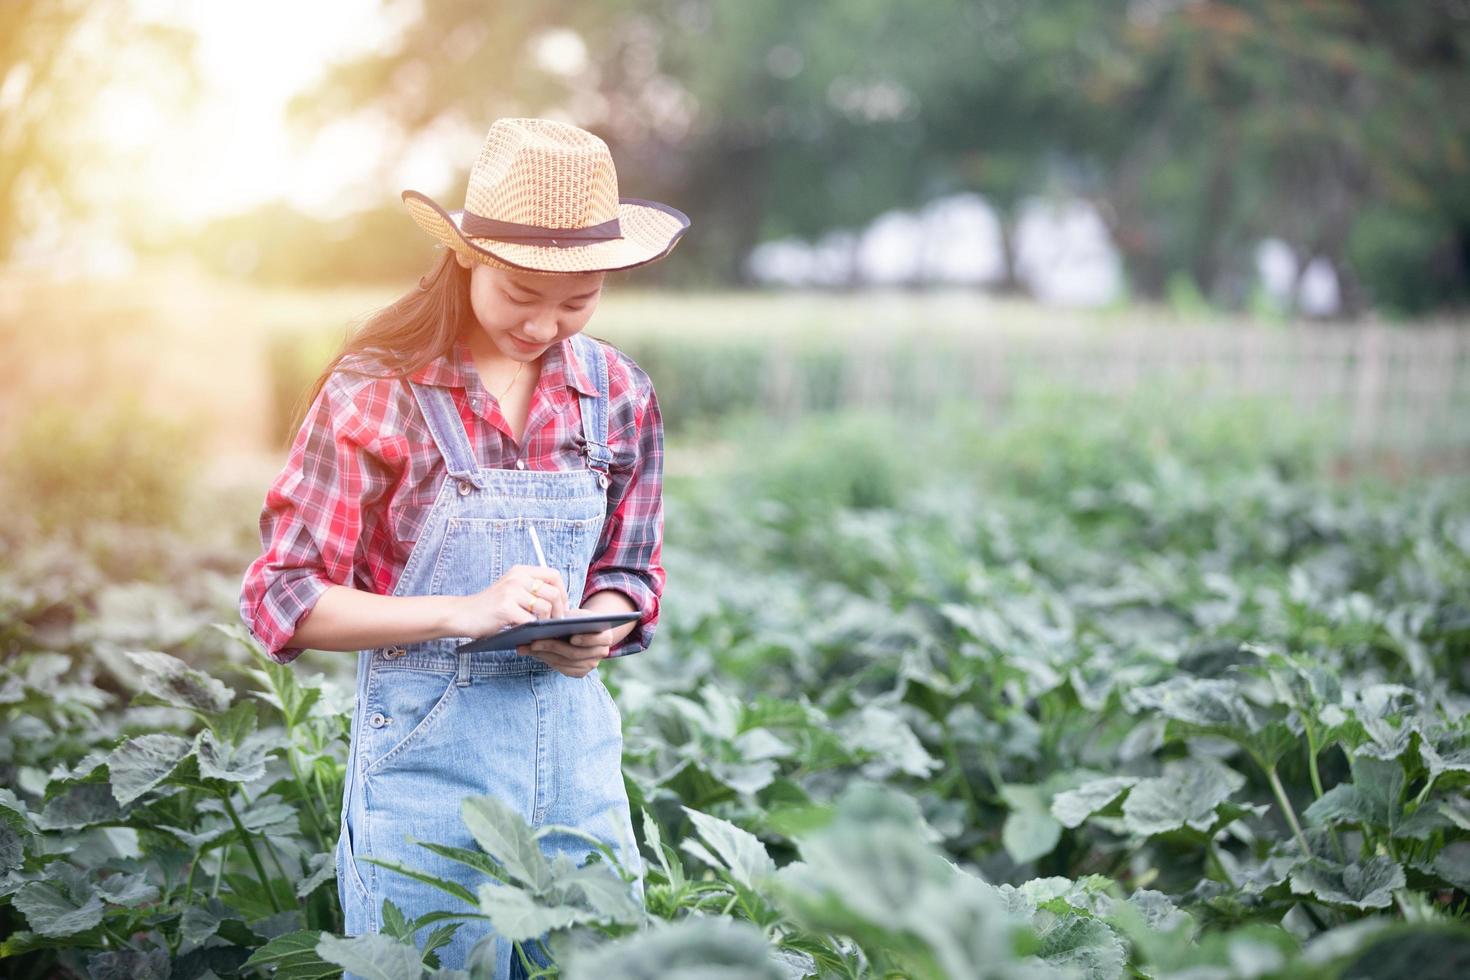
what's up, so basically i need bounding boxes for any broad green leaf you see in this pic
[1035,914,1127,980]
[1127,677,1257,732]
[1349,754,1406,831]
[210,699,260,747]
[1304,784,1372,827]
[557,860,643,924]
[95,871,159,907]
[85,948,170,980]
[36,782,124,831]
[296,850,336,898]
[1289,857,1406,910]
[476,880,587,942]
[0,787,34,833]
[242,929,338,980]
[1121,761,1243,837]
[1051,777,1139,829]
[125,650,233,714]
[13,864,103,937]
[460,795,553,893]
[562,916,787,980]
[999,784,1062,864]
[194,729,269,783]
[680,807,777,889]
[840,703,941,779]
[316,932,425,980]
[108,733,193,805]
[0,823,24,872]
[1425,842,1470,891]
[179,897,245,956]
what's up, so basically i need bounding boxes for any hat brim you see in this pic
[401,189,689,274]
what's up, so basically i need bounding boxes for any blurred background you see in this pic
[1,0,1468,570]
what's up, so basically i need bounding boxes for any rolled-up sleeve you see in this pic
[584,367,665,657]
[238,373,393,665]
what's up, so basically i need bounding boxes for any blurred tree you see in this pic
[0,2,196,261]
[282,0,1470,310]
[1066,0,1470,313]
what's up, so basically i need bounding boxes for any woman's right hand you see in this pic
[451,565,568,638]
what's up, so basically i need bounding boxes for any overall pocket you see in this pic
[361,667,459,776]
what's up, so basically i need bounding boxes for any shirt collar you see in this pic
[409,334,599,397]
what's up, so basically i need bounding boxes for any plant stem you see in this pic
[943,738,982,816]
[220,793,286,913]
[1304,721,1325,800]
[1266,764,1313,856]
[285,743,329,851]
[181,851,199,908]
[212,843,229,898]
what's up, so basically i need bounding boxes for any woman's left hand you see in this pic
[516,629,614,677]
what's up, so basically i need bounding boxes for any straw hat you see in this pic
[401,117,690,274]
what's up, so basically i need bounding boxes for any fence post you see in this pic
[1350,324,1385,454]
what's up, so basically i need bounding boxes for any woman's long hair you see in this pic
[290,247,472,436]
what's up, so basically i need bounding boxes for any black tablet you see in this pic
[455,611,642,653]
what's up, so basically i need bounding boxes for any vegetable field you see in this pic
[2,389,1468,979]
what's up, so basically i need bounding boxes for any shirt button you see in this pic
[515,459,527,470]
[369,712,388,728]
[458,480,472,495]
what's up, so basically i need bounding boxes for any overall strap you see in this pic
[408,381,483,488]
[570,333,614,486]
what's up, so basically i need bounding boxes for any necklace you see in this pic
[492,360,525,402]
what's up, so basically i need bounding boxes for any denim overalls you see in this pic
[335,332,644,978]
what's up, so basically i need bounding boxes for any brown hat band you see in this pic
[460,210,623,247]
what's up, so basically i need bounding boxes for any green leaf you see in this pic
[476,880,587,943]
[242,929,339,980]
[1051,777,1139,829]
[1289,857,1406,910]
[85,948,171,980]
[1035,915,1127,980]
[1304,784,1373,827]
[358,855,479,907]
[194,729,269,783]
[0,822,24,872]
[125,650,233,714]
[179,897,239,956]
[108,733,193,805]
[13,864,104,937]
[562,915,787,980]
[460,795,553,893]
[680,807,776,889]
[999,784,1063,863]
[1121,761,1242,837]
[210,699,260,747]
[316,932,425,980]
[36,783,124,831]
[556,860,643,925]
[407,838,510,882]
[296,850,336,898]
[95,871,159,907]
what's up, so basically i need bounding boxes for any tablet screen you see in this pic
[455,611,642,653]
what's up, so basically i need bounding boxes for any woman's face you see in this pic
[458,253,605,362]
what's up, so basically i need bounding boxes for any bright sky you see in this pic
[97,0,471,229]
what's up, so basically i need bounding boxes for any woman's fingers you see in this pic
[509,565,569,616]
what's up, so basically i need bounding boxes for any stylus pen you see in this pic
[527,524,548,569]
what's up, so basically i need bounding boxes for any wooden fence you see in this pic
[751,323,1470,456]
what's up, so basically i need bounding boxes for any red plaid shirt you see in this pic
[238,333,664,665]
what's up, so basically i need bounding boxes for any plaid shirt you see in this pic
[238,333,664,665]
